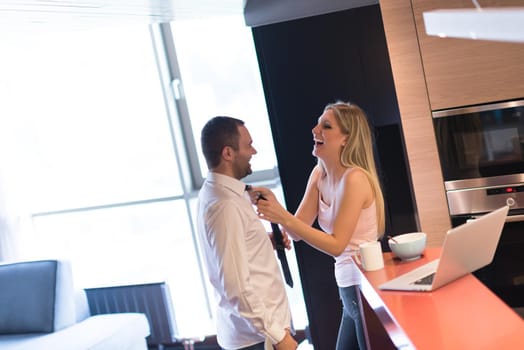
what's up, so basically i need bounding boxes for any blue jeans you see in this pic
[336,285,367,350]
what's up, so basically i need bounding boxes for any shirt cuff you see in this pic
[265,325,287,345]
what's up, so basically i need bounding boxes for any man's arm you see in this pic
[275,329,298,350]
[207,200,290,344]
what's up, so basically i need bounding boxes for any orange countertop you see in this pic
[358,247,524,350]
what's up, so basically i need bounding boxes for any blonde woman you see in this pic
[254,102,385,350]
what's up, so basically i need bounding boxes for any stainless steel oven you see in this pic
[433,99,524,309]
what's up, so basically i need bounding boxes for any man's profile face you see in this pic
[232,125,257,180]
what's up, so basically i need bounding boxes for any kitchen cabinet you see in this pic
[412,0,524,110]
[379,0,524,312]
[379,0,451,245]
[378,0,524,245]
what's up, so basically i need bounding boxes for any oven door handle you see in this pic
[505,214,524,223]
[470,214,524,222]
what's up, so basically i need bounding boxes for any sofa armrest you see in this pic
[75,289,91,323]
[0,259,76,334]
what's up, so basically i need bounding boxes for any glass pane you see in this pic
[31,200,214,337]
[433,102,524,181]
[0,23,214,337]
[170,16,277,176]
[0,24,182,213]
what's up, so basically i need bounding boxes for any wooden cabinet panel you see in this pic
[412,0,524,110]
[379,0,451,245]
[380,0,524,246]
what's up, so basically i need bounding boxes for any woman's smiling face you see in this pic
[311,109,347,160]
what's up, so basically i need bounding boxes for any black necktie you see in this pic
[246,185,294,287]
[268,221,294,288]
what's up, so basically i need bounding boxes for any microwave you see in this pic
[432,99,524,216]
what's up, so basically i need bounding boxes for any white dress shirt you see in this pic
[196,172,292,349]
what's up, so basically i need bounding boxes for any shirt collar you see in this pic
[206,172,247,197]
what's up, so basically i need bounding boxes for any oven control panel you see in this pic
[447,184,524,216]
[486,186,524,195]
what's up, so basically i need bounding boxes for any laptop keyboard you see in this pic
[413,273,435,285]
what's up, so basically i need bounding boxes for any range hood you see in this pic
[423,7,524,43]
[243,0,377,27]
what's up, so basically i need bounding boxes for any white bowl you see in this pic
[388,232,427,261]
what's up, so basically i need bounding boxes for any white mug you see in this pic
[356,241,384,271]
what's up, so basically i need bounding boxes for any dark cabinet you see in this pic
[252,5,417,350]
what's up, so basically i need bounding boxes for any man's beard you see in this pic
[236,164,252,180]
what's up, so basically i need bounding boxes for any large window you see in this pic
[169,16,277,178]
[0,22,212,336]
[0,15,307,338]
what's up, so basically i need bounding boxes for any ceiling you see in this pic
[0,0,378,28]
[0,0,243,24]
[0,0,245,29]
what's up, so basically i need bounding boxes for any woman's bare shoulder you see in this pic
[343,167,370,187]
[310,165,324,182]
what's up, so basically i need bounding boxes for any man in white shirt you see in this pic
[197,116,297,350]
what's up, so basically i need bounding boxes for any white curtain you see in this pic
[0,172,28,262]
[0,102,34,262]
[0,199,22,261]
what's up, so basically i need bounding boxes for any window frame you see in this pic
[4,19,301,335]
[149,22,291,328]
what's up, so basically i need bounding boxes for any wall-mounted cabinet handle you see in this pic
[505,214,524,223]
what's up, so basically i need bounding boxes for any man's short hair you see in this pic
[201,116,245,169]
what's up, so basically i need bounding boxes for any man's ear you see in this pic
[222,146,234,161]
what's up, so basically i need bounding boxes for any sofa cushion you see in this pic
[0,260,76,334]
[0,313,150,350]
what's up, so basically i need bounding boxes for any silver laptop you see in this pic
[379,205,509,292]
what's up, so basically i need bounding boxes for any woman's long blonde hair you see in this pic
[324,101,386,235]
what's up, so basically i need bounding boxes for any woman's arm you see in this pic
[294,165,322,226]
[256,168,373,257]
[251,166,322,241]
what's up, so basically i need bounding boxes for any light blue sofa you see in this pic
[0,260,150,350]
